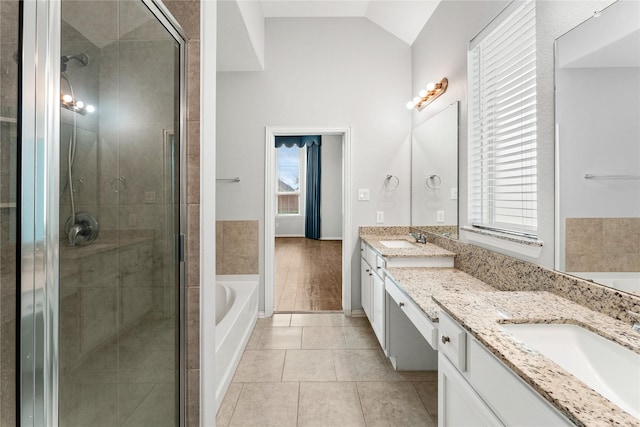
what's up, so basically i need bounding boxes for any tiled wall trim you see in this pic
[163,1,201,425]
[415,228,640,324]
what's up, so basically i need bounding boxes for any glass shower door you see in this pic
[0,0,20,424]
[57,1,183,425]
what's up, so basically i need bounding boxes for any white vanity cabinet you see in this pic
[438,311,572,427]
[360,242,385,350]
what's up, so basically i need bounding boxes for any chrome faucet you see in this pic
[632,323,640,333]
[409,232,426,244]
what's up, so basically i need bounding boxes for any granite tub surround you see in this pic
[385,268,496,320]
[432,290,640,426]
[415,228,640,325]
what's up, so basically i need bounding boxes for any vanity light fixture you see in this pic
[61,92,94,115]
[406,78,448,111]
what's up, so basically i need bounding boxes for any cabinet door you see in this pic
[439,355,503,427]
[360,259,372,319]
[372,272,385,349]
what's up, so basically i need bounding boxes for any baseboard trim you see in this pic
[350,309,366,317]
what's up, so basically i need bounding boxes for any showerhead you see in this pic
[61,53,89,71]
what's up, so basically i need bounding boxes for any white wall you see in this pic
[217,17,411,311]
[320,134,343,239]
[411,0,614,268]
[558,67,640,219]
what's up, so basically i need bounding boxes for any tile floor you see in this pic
[216,313,438,427]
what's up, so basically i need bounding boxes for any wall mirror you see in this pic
[555,0,640,294]
[411,101,459,238]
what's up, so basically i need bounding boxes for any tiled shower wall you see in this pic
[162,1,201,425]
[565,218,640,272]
[216,220,260,274]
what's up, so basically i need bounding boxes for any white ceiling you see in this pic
[218,0,440,71]
[260,0,440,45]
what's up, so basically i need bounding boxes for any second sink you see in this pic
[502,323,640,418]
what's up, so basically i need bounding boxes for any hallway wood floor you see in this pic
[275,237,342,312]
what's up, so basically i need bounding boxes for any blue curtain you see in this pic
[305,137,322,240]
[274,136,322,239]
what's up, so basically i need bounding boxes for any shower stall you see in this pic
[2,0,188,425]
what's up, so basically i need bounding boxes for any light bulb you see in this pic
[75,100,84,108]
[419,89,427,98]
[62,94,73,103]
[426,82,436,91]
[406,101,415,110]
[412,96,421,105]
[86,105,95,113]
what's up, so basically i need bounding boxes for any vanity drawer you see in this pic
[439,310,467,371]
[385,277,438,349]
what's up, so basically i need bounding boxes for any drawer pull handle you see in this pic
[366,269,370,272]
[441,335,450,344]
[399,302,405,307]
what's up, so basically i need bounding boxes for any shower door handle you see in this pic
[177,234,185,262]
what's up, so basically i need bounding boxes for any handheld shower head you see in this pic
[61,53,89,71]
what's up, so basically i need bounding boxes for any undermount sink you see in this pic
[502,323,640,418]
[379,240,417,249]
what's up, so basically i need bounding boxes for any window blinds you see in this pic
[468,0,537,238]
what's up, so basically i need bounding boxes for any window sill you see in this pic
[461,226,543,259]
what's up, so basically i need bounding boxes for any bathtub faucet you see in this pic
[409,232,426,244]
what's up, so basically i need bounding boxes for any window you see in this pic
[277,146,304,215]
[468,0,537,238]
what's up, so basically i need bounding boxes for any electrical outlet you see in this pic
[437,210,445,223]
[129,213,137,226]
[358,189,370,201]
[145,191,156,203]
[376,211,384,223]
[451,187,458,200]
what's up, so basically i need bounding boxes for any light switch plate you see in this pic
[358,189,370,201]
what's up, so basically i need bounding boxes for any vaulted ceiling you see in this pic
[218,0,441,71]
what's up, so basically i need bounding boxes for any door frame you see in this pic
[264,126,352,317]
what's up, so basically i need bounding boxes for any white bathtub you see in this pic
[215,275,259,411]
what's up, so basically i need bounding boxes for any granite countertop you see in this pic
[432,290,640,426]
[361,234,456,259]
[385,267,496,321]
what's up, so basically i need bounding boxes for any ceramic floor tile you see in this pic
[291,313,338,327]
[343,326,379,349]
[282,350,337,381]
[229,382,299,427]
[298,382,366,427]
[339,316,370,327]
[245,326,263,350]
[256,326,302,349]
[413,381,438,417]
[256,313,291,327]
[333,349,393,381]
[302,326,347,349]
[357,381,434,427]
[232,350,286,382]
[216,383,243,427]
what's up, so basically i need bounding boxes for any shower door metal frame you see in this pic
[20,0,188,425]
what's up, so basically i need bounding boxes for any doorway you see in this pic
[265,127,352,317]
